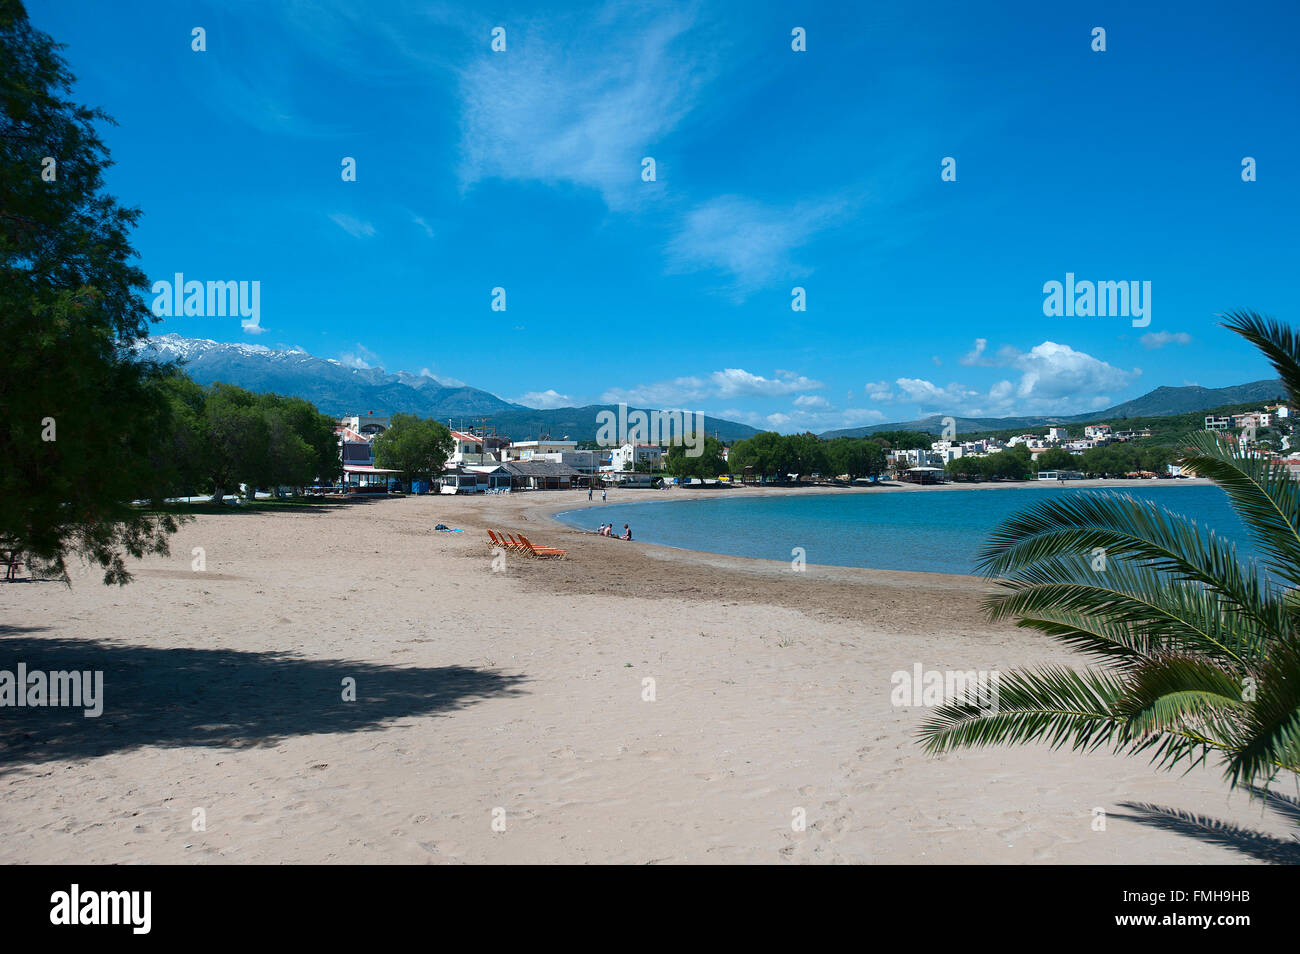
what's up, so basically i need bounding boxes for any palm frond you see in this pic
[977,493,1285,639]
[1220,310,1300,407]
[984,554,1274,664]
[1180,429,1300,588]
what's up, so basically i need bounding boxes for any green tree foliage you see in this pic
[1036,448,1078,471]
[824,437,887,479]
[202,384,269,504]
[730,432,888,480]
[664,436,727,479]
[945,447,1033,481]
[1078,443,1176,476]
[371,413,453,484]
[0,2,180,583]
[920,312,1300,791]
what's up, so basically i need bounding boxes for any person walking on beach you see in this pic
[602,488,607,503]
[588,485,593,501]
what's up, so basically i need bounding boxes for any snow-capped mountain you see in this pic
[133,334,763,442]
[136,334,519,420]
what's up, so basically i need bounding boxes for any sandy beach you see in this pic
[2,480,1296,864]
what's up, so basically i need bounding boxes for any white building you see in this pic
[1084,424,1111,440]
[607,443,665,472]
[504,440,599,475]
[1046,427,1068,443]
[447,430,500,467]
[337,413,390,438]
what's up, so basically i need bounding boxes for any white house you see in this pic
[447,430,500,467]
[607,443,665,472]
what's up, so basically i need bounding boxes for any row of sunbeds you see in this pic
[487,529,566,559]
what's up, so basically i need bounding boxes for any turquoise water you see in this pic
[555,484,1252,574]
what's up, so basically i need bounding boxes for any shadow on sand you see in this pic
[1113,790,1300,864]
[0,626,527,771]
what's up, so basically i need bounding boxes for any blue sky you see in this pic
[31,0,1300,431]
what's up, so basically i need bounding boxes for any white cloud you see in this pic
[865,380,894,401]
[1009,341,1138,403]
[793,394,830,408]
[340,343,382,369]
[329,213,376,238]
[512,389,573,409]
[711,368,823,399]
[1141,331,1192,349]
[960,338,987,366]
[877,340,1140,416]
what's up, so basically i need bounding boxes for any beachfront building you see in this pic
[439,464,511,494]
[334,419,400,492]
[447,429,501,467]
[503,440,599,475]
[607,442,665,472]
[1083,424,1112,440]
[503,460,583,490]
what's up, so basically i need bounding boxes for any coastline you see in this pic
[2,484,1289,865]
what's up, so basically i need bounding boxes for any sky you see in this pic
[29,0,1300,432]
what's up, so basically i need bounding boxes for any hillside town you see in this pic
[886,403,1299,483]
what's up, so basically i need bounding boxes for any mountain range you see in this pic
[135,335,763,442]
[136,335,1285,443]
[820,379,1288,438]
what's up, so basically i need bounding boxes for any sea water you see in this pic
[555,484,1252,575]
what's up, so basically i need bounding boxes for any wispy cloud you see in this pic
[1141,331,1192,349]
[340,343,382,369]
[329,213,377,239]
[665,194,856,299]
[457,4,709,210]
[602,368,824,405]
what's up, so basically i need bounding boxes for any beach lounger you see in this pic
[504,533,530,553]
[518,534,565,559]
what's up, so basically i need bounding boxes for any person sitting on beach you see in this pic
[621,524,631,541]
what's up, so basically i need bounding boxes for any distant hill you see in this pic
[819,379,1287,439]
[134,334,761,443]
[1092,380,1286,419]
